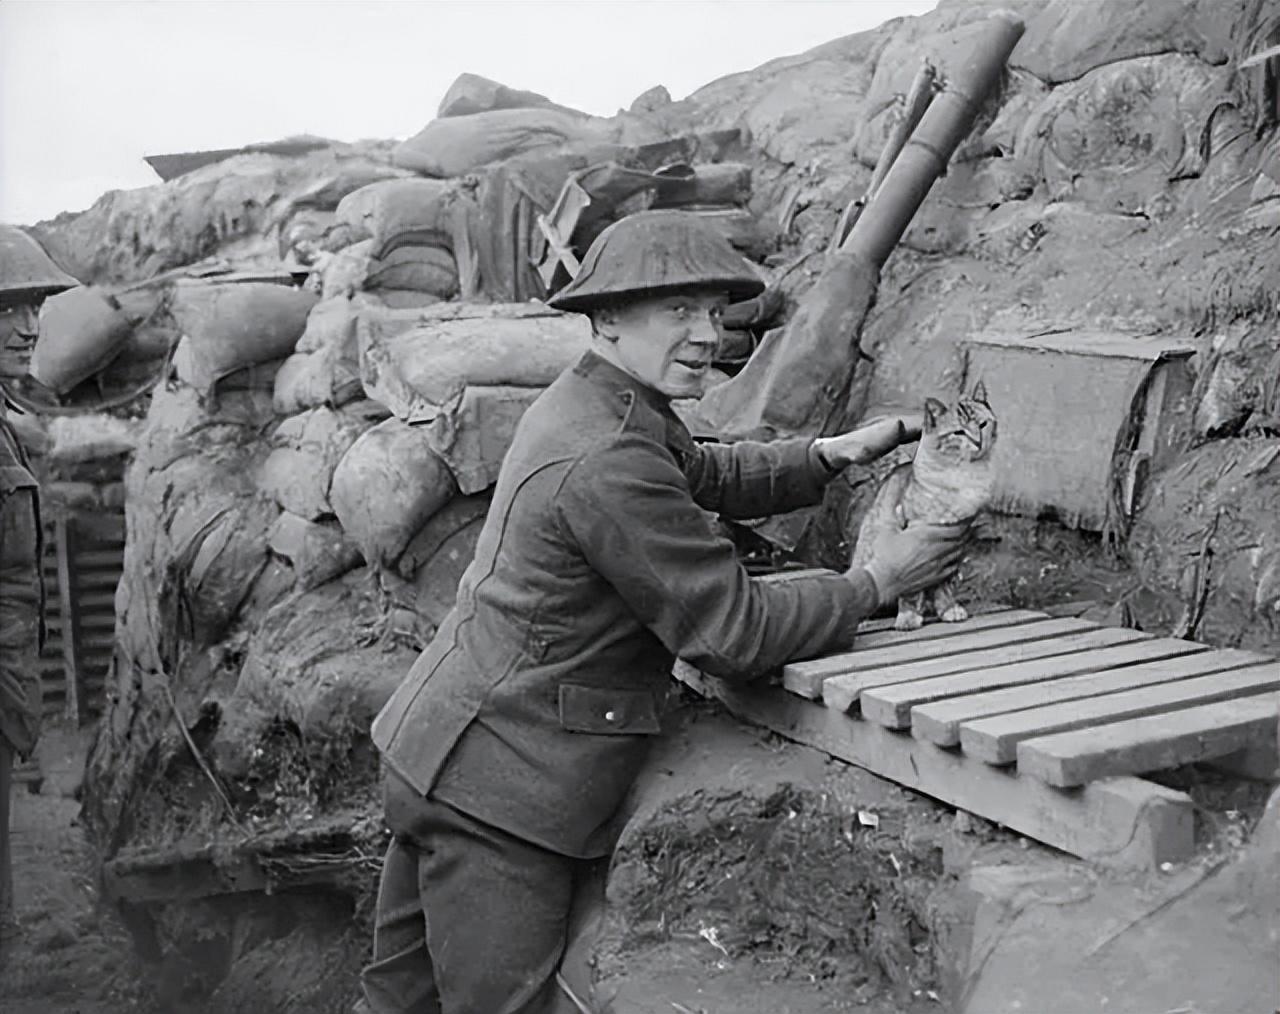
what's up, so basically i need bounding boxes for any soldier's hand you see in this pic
[815,414,923,471]
[853,517,970,607]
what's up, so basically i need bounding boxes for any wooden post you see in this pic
[54,515,86,727]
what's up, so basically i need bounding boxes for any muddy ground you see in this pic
[3,707,991,1014]
[1,790,150,1014]
[4,698,1277,1014]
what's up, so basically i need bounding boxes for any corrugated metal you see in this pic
[38,512,124,722]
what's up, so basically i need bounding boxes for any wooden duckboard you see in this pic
[677,607,1279,869]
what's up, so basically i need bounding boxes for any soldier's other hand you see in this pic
[854,518,969,607]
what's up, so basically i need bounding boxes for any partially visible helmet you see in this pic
[0,225,77,306]
[547,209,765,313]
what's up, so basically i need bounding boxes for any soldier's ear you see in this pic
[972,380,989,405]
[592,307,622,343]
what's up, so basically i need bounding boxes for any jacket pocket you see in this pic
[558,683,662,735]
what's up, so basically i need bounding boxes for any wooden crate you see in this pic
[677,606,1279,869]
[961,330,1196,531]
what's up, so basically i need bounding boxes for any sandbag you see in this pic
[688,208,780,262]
[272,354,317,415]
[392,107,609,178]
[169,281,317,396]
[330,417,458,567]
[114,323,179,365]
[267,511,362,592]
[233,569,417,747]
[47,414,140,463]
[369,289,444,310]
[173,339,285,394]
[274,297,364,413]
[358,302,590,423]
[272,351,361,415]
[421,385,544,494]
[29,286,133,395]
[341,178,458,260]
[296,295,360,354]
[278,207,336,263]
[164,491,280,647]
[258,407,371,520]
[331,186,381,246]
[651,163,753,208]
[285,162,414,212]
[438,73,558,118]
[365,245,459,299]
[313,240,373,300]
[403,495,491,628]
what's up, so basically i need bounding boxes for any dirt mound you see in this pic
[1128,436,1280,650]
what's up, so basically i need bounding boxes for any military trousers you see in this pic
[360,770,608,1014]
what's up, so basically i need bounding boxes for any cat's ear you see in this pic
[923,397,947,431]
[971,380,989,405]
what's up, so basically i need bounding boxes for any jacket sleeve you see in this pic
[683,437,835,519]
[0,464,43,759]
[555,434,879,681]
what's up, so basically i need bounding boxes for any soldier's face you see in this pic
[594,290,729,399]
[0,303,39,376]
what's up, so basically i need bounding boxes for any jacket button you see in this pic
[604,710,617,722]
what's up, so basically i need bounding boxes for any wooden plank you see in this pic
[823,626,1147,715]
[76,570,123,590]
[962,662,1280,764]
[54,517,86,727]
[46,612,114,633]
[872,636,1202,733]
[1018,694,1280,787]
[866,634,1202,729]
[783,614,1076,699]
[911,647,1267,746]
[674,663,1195,869]
[79,590,118,611]
[75,548,125,570]
[851,608,1044,650]
[79,632,116,654]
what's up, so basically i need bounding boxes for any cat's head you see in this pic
[919,382,997,464]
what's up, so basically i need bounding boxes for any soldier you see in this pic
[0,393,43,931]
[360,210,968,1014]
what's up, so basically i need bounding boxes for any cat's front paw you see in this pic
[941,603,969,623]
[894,610,925,631]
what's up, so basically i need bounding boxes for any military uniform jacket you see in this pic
[0,415,43,758]
[372,352,879,858]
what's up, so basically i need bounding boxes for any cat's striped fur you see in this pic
[851,383,998,631]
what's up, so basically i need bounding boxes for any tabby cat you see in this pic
[850,383,998,631]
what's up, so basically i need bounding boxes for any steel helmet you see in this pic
[547,209,765,313]
[0,225,78,306]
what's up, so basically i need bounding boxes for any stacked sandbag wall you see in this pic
[83,275,322,843]
[83,276,596,849]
